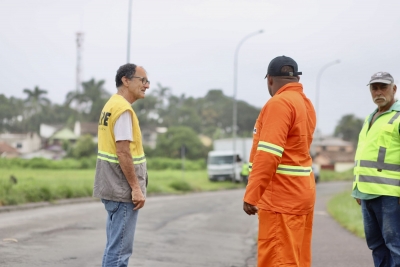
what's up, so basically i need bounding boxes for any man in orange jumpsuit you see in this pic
[243,56,316,267]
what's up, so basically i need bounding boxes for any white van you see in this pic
[207,150,242,182]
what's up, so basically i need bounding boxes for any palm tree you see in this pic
[23,86,51,116]
[65,78,111,122]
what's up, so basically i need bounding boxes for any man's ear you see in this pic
[393,84,397,94]
[121,76,129,87]
[267,75,273,86]
[296,76,300,82]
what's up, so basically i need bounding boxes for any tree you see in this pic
[235,100,260,137]
[70,134,97,158]
[155,126,207,159]
[0,95,24,132]
[153,83,171,111]
[334,114,364,146]
[23,86,50,117]
[161,94,203,133]
[65,78,111,122]
[132,93,159,127]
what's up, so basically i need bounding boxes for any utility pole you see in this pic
[232,30,263,182]
[76,32,84,92]
[127,0,132,63]
[315,59,340,135]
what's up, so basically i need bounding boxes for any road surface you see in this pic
[0,182,372,267]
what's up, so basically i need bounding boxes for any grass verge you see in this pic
[327,190,365,238]
[320,169,353,182]
[0,169,244,206]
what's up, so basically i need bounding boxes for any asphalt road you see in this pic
[0,182,373,267]
[311,181,372,267]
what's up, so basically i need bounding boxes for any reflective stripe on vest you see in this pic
[359,160,400,172]
[359,175,400,186]
[276,164,312,176]
[257,141,284,157]
[98,150,146,164]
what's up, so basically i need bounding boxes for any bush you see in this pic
[0,156,97,170]
[147,157,205,170]
[71,135,97,158]
[23,185,53,202]
[146,183,164,194]
[169,180,194,192]
[0,169,246,206]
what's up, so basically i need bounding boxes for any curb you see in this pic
[0,192,188,214]
[0,197,98,213]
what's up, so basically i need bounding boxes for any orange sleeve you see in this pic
[243,96,292,205]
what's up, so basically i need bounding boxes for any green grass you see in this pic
[147,170,244,194]
[0,169,244,206]
[327,190,365,238]
[320,169,354,182]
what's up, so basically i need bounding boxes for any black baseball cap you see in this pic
[265,55,302,78]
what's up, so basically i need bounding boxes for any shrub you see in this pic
[0,156,97,170]
[169,180,194,192]
[22,185,53,202]
[147,183,164,194]
[147,157,205,170]
[71,135,97,158]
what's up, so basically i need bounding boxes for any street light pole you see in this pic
[232,30,263,181]
[127,0,132,63]
[315,59,340,136]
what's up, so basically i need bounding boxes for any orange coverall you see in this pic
[244,82,316,267]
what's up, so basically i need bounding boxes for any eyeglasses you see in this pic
[133,76,150,85]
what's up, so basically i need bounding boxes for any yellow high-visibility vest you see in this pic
[93,94,147,202]
[353,110,400,196]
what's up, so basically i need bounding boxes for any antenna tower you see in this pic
[76,32,84,92]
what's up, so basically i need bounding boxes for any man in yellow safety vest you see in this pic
[352,71,400,267]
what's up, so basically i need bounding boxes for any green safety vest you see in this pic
[241,163,249,176]
[353,111,400,196]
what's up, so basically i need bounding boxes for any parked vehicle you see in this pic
[207,138,319,184]
[207,138,252,183]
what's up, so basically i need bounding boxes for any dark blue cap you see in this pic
[265,55,302,78]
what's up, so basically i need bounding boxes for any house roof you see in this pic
[80,122,98,136]
[40,123,64,138]
[51,128,78,140]
[0,142,19,154]
[315,150,355,163]
[312,137,353,147]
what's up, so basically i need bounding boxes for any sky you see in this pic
[1,0,400,135]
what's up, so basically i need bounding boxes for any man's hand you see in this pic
[355,198,361,205]
[132,187,145,210]
[243,201,258,215]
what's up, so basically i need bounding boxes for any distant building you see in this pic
[141,126,167,149]
[40,123,64,139]
[0,132,41,154]
[311,136,355,172]
[0,141,20,158]
[20,145,66,160]
[74,121,98,142]
[49,127,79,144]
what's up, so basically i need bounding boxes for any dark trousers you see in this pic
[362,196,400,267]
